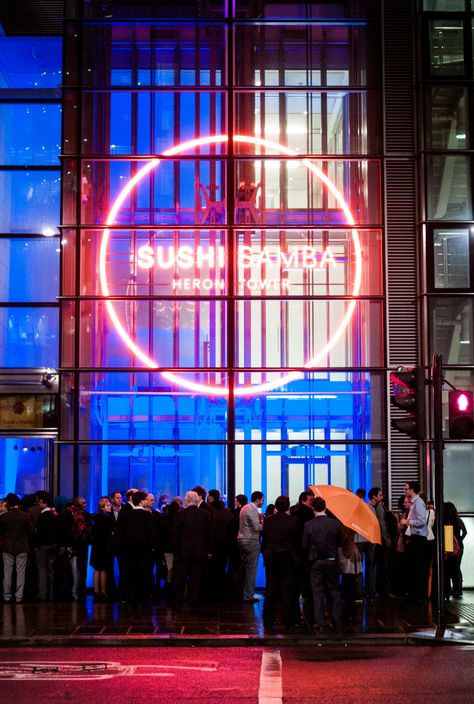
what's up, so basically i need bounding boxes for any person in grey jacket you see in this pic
[237,490,264,602]
[0,493,33,603]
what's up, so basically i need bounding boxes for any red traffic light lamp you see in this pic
[390,366,425,439]
[448,390,474,439]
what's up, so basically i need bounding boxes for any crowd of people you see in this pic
[0,481,467,633]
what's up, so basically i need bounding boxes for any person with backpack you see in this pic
[57,496,91,600]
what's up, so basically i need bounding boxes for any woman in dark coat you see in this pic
[90,497,114,601]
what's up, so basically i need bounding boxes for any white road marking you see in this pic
[258,650,282,704]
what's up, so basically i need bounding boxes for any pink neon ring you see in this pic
[99,134,362,396]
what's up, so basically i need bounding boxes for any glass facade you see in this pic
[1,2,472,562]
[421,1,474,586]
[58,1,384,508]
[0,33,61,493]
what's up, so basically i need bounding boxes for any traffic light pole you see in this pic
[432,353,446,636]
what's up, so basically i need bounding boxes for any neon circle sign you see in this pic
[99,134,362,397]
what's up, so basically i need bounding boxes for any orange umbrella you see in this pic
[308,485,381,544]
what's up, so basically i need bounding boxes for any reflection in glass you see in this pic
[423,0,464,9]
[0,438,49,497]
[433,228,470,289]
[0,104,61,165]
[0,237,59,302]
[426,155,472,220]
[425,86,468,150]
[429,20,464,76]
[429,298,474,364]
[0,306,59,368]
[0,171,60,234]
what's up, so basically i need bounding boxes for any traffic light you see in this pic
[390,366,425,439]
[448,390,474,439]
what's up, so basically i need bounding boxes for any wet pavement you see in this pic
[0,590,473,647]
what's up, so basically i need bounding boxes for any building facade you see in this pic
[0,1,473,581]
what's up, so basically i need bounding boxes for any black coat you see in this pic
[0,509,33,555]
[115,507,156,550]
[261,511,300,561]
[35,509,58,547]
[172,505,213,560]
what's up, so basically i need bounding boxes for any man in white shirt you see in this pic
[237,491,264,602]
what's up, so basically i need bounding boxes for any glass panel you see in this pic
[235,299,384,368]
[236,1,381,19]
[235,229,383,297]
[0,37,62,90]
[425,86,468,150]
[0,437,50,497]
[78,300,227,369]
[426,155,472,220]
[83,2,226,19]
[79,227,382,297]
[82,24,226,88]
[0,104,61,165]
[77,372,228,441]
[429,20,464,76]
[234,372,385,441]
[429,298,474,364]
[432,228,470,289]
[0,170,60,233]
[235,442,387,508]
[423,0,465,9]
[235,24,381,87]
[0,306,59,367]
[0,237,59,302]
[82,91,226,156]
[80,158,381,228]
[76,442,227,510]
[236,90,381,155]
[442,369,474,442]
[75,370,384,442]
[79,296,382,370]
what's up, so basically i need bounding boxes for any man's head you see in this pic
[235,494,248,509]
[110,491,123,509]
[404,481,420,498]
[298,491,313,507]
[207,489,220,505]
[251,490,264,508]
[368,487,383,504]
[275,495,290,513]
[355,488,366,500]
[125,488,138,503]
[192,485,207,502]
[143,493,155,510]
[185,490,200,507]
[131,490,148,507]
[36,491,54,509]
[6,493,21,509]
[312,497,326,514]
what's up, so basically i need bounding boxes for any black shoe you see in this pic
[243,596,260,603]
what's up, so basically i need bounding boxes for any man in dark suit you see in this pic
[261,495,301,630]
[302,496,343,631]
[172,490,213,607]
[115,490,156,606]
[192,485,212,513]
[0,494,33,603]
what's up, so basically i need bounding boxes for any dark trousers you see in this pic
[405,534,428,601]
[263,551,298,627]
[173,557,207,606]
[125,545,152,605]
[309,559,342,627]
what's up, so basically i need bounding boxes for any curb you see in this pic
[0,632,412,648]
